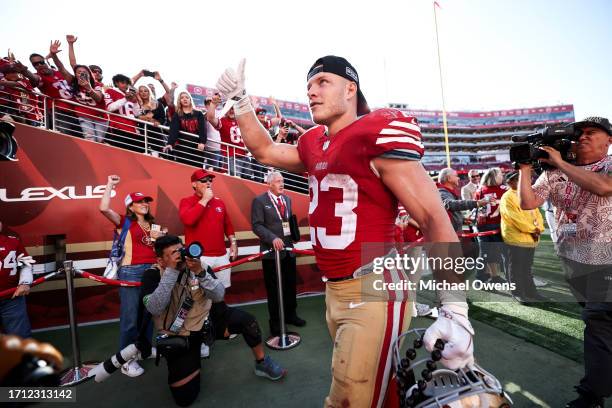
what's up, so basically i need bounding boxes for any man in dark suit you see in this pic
[251,171,306,335]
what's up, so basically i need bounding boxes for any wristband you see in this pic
[234,95,253,116]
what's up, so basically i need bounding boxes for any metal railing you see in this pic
[0,88,309,193]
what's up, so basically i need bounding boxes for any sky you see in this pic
[1,0,610,119]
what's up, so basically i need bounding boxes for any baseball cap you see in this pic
[306,55,370,116]
[572,116,611,136]
[190,169,216,182]
[124,192,153,207]
[256,107,267,115]
[505,171,519,182]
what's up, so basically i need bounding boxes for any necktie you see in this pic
[277,197,286,219]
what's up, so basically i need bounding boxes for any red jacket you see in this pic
[179,194,235,256]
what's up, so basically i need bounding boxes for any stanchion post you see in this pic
[59,261,98,386]
[265,249,301,350]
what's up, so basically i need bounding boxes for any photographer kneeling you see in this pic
[518,117,612,408]
[141,235,224,407]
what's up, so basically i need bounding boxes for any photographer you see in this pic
[141,235,224,407]
[518,117,612,408]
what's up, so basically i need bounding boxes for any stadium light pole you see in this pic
[433,1,452,168]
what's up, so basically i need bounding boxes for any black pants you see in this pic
[505,245,538,298]
[165,333,202,407]
[561,258,612,400]
[209,301,262,348]
[262,254,297,331]
[52,107,82,138]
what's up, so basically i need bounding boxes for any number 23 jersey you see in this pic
[296,108,424,279]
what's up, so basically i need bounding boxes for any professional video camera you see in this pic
[509,124,581,169]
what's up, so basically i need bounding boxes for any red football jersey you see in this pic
[118,216,156,266]
[37,70,74,111]
[216,116,246,156]
[0,79,43,122]
[296,109,424,279]
[104,88,138,132]
[0,233,28,291]
[474,185,508,225]
[73,84,107,121]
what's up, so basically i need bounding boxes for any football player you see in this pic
[215,56,474,408]
[0,221,36,338]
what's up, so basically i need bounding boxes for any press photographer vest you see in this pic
[154,268,212,336]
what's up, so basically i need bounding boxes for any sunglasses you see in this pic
[91,70,102,74]
[32,60,46,66]
[198,177,213,183]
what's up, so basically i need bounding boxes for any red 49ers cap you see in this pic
[124,192,153,207]
[306,55,370,116]
[190,169,216,182]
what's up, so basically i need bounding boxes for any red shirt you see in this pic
[474,185,508,226]
[216,116,246,156]
[0,78,43,122]
[0,233,28,291]
[179,195,235,256]
[37,70,74,111]
[73,84,107,121]
[104,88,138,132]
[296,108,424,279]
[118,216,156,266]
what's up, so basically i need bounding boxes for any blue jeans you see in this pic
[118,264,153,350]
[0,296,32,338]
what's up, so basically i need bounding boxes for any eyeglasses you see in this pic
[198,177,213,183]
[91,70,102,74]
[32,60,46,67]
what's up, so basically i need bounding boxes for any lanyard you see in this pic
[268,192,287,221]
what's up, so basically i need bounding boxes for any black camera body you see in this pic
[509,124,581,169]
[178,241,203,260]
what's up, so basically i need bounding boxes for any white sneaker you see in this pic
[200,344,210,358]
[533,277,549,287]
[121,360,144,377]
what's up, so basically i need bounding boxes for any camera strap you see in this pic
[162,269,195,334]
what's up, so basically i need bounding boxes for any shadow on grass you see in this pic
[469,303,583,363]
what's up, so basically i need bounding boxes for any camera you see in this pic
[143,70,155,77]
[509,124,581,169]
[178,241,203,260]
[79,71,88,81]
[0,121,18,161]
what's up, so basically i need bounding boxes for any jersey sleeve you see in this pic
[365,109,424,161]
[296,127,319,170]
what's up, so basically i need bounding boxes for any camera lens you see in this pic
[0,121,18,161]
[186,242,203,258]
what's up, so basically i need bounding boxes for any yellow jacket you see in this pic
[500,188,544,247]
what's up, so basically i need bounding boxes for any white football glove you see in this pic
[17,253,36,267]
[215,59,253,116]
[423,302,474,370]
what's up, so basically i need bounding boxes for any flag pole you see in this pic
[433,1,451,168]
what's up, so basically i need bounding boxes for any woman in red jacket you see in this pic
[474,167,507,283]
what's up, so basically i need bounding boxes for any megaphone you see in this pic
[0,121,18,161]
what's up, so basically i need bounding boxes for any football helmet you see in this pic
[392,328,512,408]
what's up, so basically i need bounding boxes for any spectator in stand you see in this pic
[203,96,223,171]
[0,62,43,126]
[99,175,166,378]
[49,40,107,142]
[164,91,207,166]
[0,220,35,338]
[136,84,167,156]
[251,171,305,335]
[206,99,249,178]
[105,76,141,151]
[179,170,237,288]
[461,169,480,200]
[28,52,81,137]
[474,167,507,283]
[65,35,105,88]
[499,171,546,305]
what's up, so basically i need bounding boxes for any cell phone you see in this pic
[150,224,161,241]
[143,70,155,77]
[79,72,88,80]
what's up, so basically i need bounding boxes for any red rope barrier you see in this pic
[290,248,315,256]
[211,249,271,272]
[76,270,142,287]
[0,271,59,300]
[459,229,500,238]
